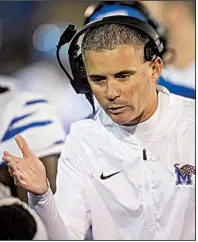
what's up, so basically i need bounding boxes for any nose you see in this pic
[106,79,121,101]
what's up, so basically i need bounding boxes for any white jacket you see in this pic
[29,86,195,240]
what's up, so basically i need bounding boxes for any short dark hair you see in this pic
[0,204,37,240]
[81,23,149,61]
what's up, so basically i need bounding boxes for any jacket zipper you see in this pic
[142,148,155,228]
[143,149,147,160]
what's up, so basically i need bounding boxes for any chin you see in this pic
[108,113,134,126]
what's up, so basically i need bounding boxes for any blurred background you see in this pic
[0,1,195,134]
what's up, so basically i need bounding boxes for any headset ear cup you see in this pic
[144,41,157,61]
[69,53,92,94]
[69,56,80,93]
[79,58,93,94]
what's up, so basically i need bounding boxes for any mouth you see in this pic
[108,106,127,114]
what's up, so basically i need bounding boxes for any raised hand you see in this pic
[2,135,48,195]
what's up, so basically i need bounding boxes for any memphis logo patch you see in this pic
[174,163,195,185]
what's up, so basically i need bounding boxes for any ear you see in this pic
[151,57,163,83]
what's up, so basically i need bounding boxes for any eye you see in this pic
[116,74,131,80]
[90,77,106,83]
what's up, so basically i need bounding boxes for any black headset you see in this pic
[56,15,164,115]
[84,1,168,60]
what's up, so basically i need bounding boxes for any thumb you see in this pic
[14,135,34,158]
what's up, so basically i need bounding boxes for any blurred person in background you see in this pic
[0,177,11,199]
[84,1,195,99]
[0,78,65,202]
[9,2,99,134]
[143,1,195,99]
[0,197,48,239]
[0,2,66,202]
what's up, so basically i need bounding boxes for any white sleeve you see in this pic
[28,186,70,240]
[28,135,91,240]
[0,94,66,160]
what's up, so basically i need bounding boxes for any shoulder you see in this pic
[179,96,195,121]
[170,94,195,158]
[163,85,195,122]
[14,91,52,108]
[0,75,58,124]
[157,86,194,143]
[69,118,104,140]
[1,90,65,158]
[9,90,62,124]
[68,108,111,140]
[170,94,195,129]
[178,97,195,164]
[60,117,106,159]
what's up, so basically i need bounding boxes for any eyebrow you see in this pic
[89,70,136,79]
[114,70,136,77]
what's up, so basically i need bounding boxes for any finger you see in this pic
[2,155,15,166]
[13,173,22,187]
[3,156,16,175]
[3,151,21,163]
[8,167,14,177]
[13,171,27,187]
[14,135,34,158]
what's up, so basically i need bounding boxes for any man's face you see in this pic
[84,44,162,125]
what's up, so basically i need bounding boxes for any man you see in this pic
[0,75,66,201]
[2,17,195,240]
[0,197,48,239]
[84,1,195,99]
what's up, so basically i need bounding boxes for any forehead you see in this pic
[84,45,143,74]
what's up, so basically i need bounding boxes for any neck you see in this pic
[169,21,195,69]
[124,90,158,126]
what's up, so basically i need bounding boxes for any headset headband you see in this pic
[84,1,151,24]
[68,15,163,56]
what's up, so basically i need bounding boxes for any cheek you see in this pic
[89,85,106,105]
[137,71,153,94]
[123,75,150,107]
[123,79,142,101]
